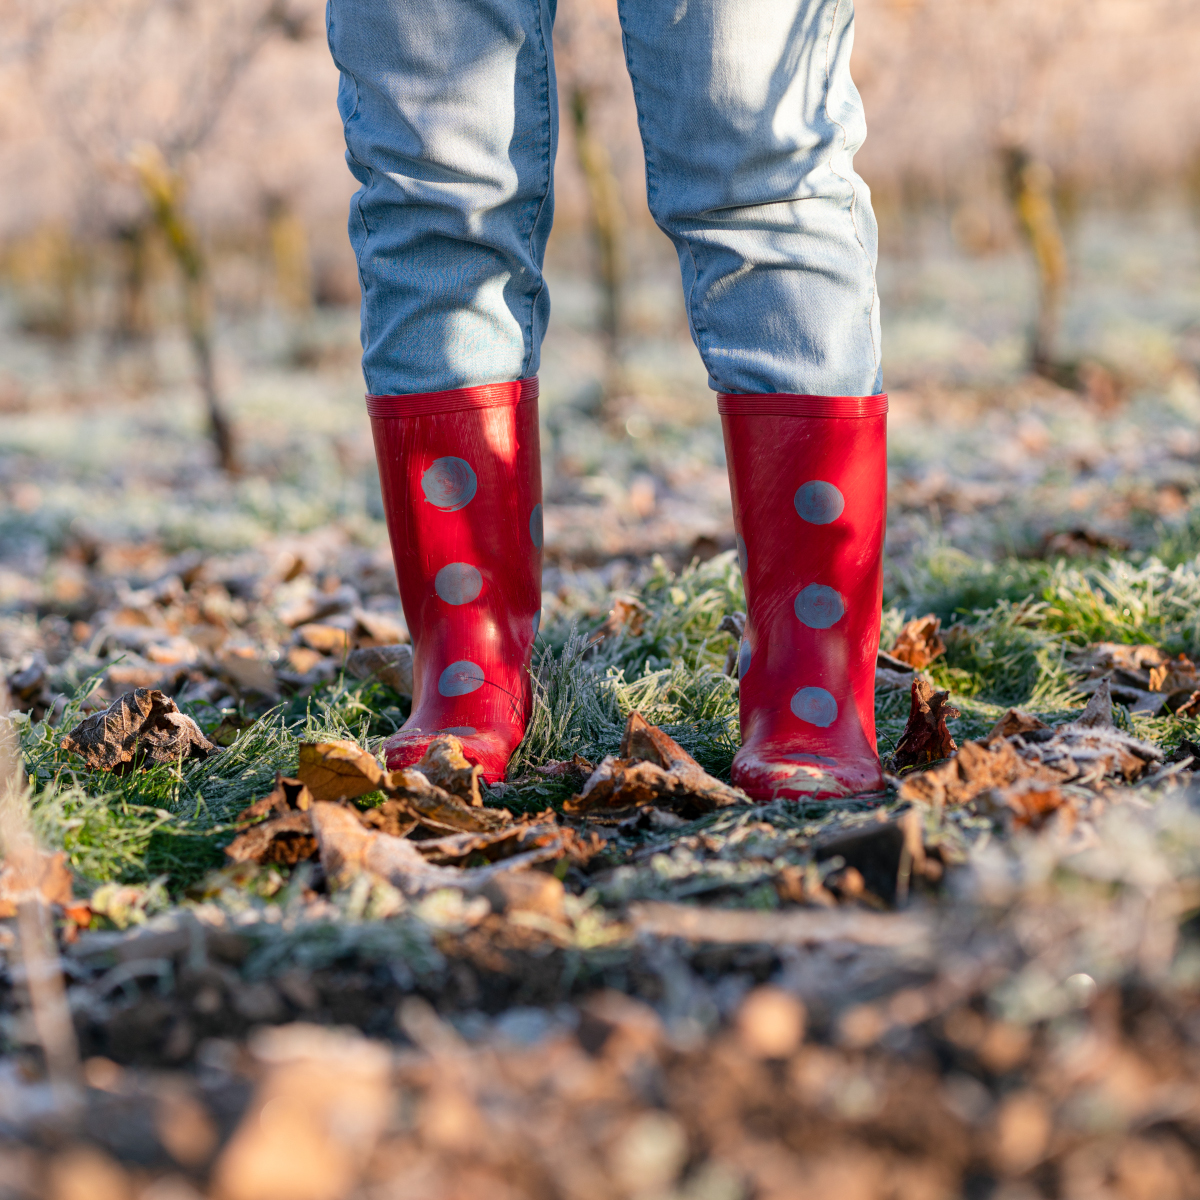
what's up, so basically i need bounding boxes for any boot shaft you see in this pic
[721,392,887,798]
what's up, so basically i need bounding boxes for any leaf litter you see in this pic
[566,710,747,819]
[8,544,1200,1196]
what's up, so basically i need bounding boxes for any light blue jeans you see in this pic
[328,0,881,399]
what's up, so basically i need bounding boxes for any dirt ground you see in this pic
[2,206,1200,1199]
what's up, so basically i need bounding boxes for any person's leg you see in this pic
[618,0,886,799]
[328,0,557,779]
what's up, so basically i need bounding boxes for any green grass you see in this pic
[17,673,411,892]
[19,541,1200,897]
[890,536,1200,656]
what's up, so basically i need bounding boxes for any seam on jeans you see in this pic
[615,1,710,361]
[328,2,376,391]
[523,0,556,381]
[822,0,879,373]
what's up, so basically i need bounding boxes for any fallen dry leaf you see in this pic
[1072,642,1169,674]
[1148,654,1198,694]
[415,735,484,807]
[989,709,1049,739]
[876,647,918,692]
[224,812,317,867]
[351,608,408,646]
[310,802,459,893]
[360,799,419,839]
[1073,678,1116,728]
[890,614,947,670]
[0,847,74,917]
[309,802,560,896]
[385,768,509,833]
[287,645,325,675]
[892,679,960,770]
[589,596,648,648]
[217,648,279,696]
[1067,642,1179,713]
[105,660,172,692]
[235,775,313,825]
[532,754,597,781]
[275,583,361,629]
[565,711,746,818]
[974,781,1076,833]
[209,712,254,747]
[412,822,568,866]
[899,735,1049,807]
[297,623,352,655]
[60,688,216,773]
[298,741,385,802]
[619,711,686,765]
[902,679,1161,810]
[346,644,413,696]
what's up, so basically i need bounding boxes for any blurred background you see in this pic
[4,8,1200,1195]
[1,0,1200,601]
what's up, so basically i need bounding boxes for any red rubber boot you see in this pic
[720,392,888,801]
[367,378,543,782]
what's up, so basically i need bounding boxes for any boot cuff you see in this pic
[717,392,887,418]
[367,377,538,418]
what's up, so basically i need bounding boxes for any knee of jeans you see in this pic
[648,146,860,237]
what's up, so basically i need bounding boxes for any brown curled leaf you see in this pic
[416,735,485,807]
[360,798,420,839]
[566,711,746,819]
[899,736,1050,807]
[309,802,554,896]
[412,822,567,866]
[889,614,947,670]
[60,688,216,774]
[346,643,413,696]
[532,754,597,781]
[385,768,510,833]
[298,740,385,802]
[988,709,1049,740]
[224,812,317,867]
[235,774,313,826]
[892,679,960,771]
[0,848,75,917]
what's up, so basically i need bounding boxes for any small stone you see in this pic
[480,871,565,919]
[735,986,806,1058]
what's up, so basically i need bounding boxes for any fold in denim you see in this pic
[328,0,881,399]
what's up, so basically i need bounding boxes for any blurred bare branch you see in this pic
[1004,147,1069,373]
[33,0,310,173]
[5,0,312,470]
[131,143,239,472]
[0,682,82,1113]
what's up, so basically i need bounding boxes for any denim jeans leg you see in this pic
[327,0,558,396]
[616,0,882,397]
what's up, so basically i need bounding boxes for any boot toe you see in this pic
[731,745,883,802]
[383,726,516,783]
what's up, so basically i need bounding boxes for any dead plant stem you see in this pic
[0,683,82,1109]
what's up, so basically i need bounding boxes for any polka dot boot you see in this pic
[367,378,543,782]
[719,392,888,801]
